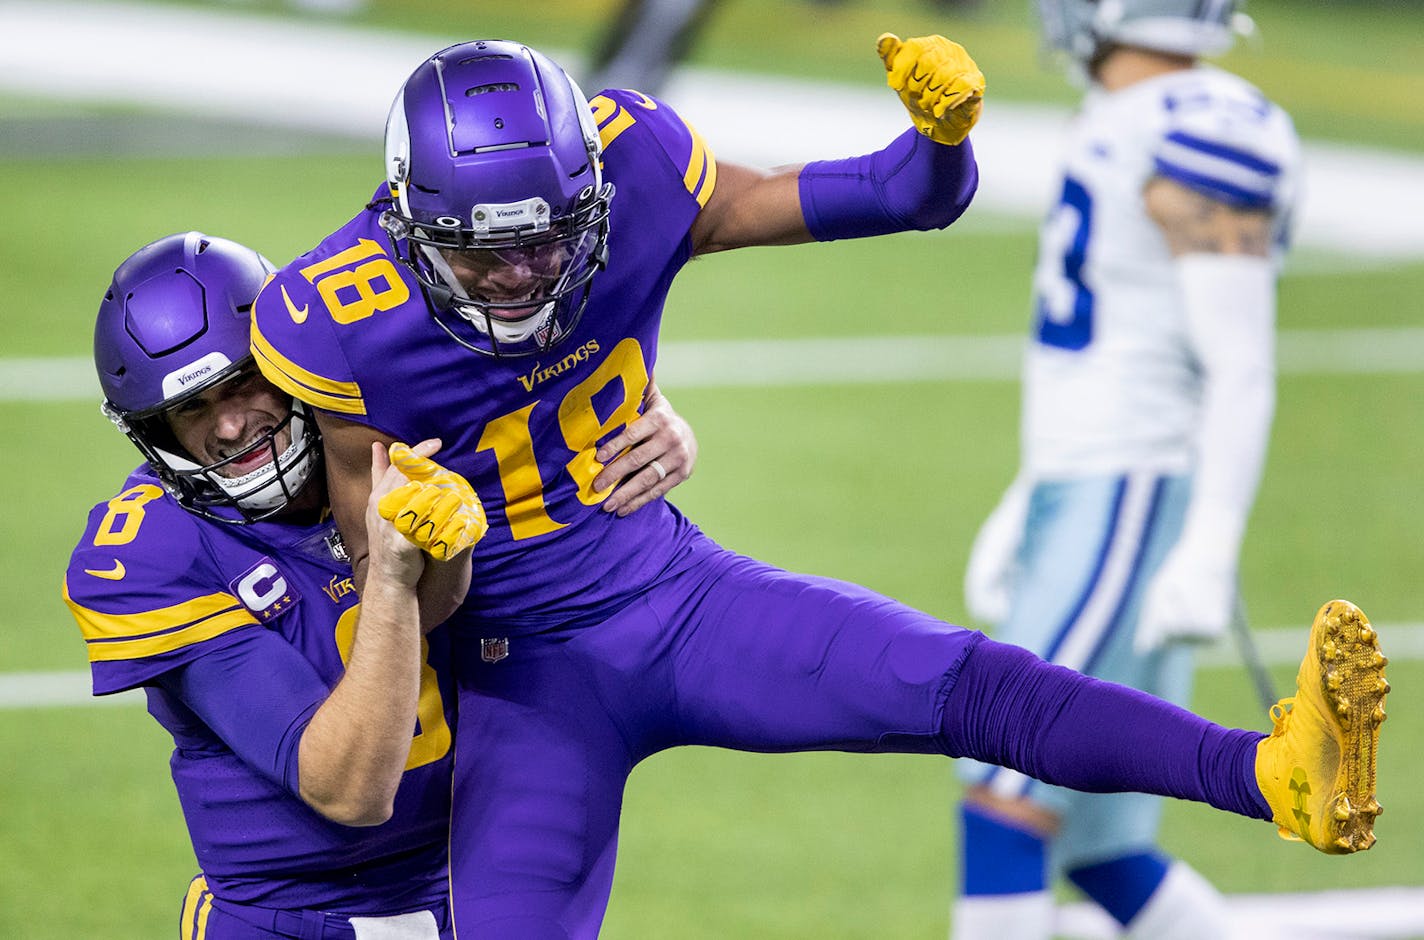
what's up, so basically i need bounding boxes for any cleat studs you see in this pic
[1361,833,1376,851]
[1361,625,1376,642]
[1334,836,1354,852]
[1325,670,1342,691]
[1378,678,1391,694]
[1365,799,1382,817]
[1371,651,1389,668]
[1372,704,1387,724]
[1335,697,1351,716]
[1323,639,1338,660]
[1334,804,1352,821]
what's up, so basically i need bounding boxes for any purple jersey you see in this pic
[251,90,709,634]
[243,80,1275,936]
[63,467,454,913]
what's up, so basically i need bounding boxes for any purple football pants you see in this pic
[180,878,452,939]
[446,536,1267,937]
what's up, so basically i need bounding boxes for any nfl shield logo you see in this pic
[481,637,510,663]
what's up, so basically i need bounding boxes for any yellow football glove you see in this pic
[377,443,488,561]
[876,33,985,147]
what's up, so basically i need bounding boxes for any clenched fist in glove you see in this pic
[877,33,985,146]
[377,442,488,562]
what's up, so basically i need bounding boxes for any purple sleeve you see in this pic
[157,628,331,798]
[65,480,265,695]
[798,130,978,241]
[250,250,374,422]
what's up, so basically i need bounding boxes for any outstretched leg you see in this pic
[942,599,1388,854]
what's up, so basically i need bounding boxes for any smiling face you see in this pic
[437,241,574,318]
[165,366,293,477]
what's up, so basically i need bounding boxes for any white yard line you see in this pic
[3,1,1424,259]
[0,670,136,709]
[9,326,1424,402]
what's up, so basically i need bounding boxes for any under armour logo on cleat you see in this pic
[1290,767,1313,838]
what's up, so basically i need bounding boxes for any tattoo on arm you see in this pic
[1144,177,1272,257]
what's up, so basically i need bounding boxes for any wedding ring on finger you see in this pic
[648,459,668,482]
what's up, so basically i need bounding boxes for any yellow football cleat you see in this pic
[1255,599,1388,853]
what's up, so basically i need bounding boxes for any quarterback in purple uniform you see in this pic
[249,36,1389,937]
[64,233,480,939]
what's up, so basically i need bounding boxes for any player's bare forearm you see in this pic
[297,443,426,825]
[315,411,391,595]
[691,162,811,255]
[1144,177,1273,256]
[319,415,473,630]
[415,553,471,634]
[298,574,422,824]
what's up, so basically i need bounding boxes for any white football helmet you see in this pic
[1038,0,1245,65]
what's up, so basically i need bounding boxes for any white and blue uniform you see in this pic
[962,64,1300,868]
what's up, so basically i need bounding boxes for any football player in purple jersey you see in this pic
[250,36,1387,937]
[66,232,480,939]
[65,231,698,938]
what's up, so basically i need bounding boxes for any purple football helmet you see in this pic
[94,232,320,523]
[380,39,614,357]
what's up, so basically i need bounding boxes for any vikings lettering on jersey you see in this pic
[63,467,454,913]
[251,90,715,634]
[1024,67,1300,477]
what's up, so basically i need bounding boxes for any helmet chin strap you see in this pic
[458,301,554,343]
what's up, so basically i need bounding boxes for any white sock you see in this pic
[1123,861,1235,940]
[951,892,1055,940]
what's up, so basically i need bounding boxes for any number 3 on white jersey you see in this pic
[1034,176,1095,352]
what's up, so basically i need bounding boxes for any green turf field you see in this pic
[3,1,1422,936]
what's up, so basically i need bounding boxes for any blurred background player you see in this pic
[954,2,1301,938]
[587,0,722,96]
[583,0,982,95]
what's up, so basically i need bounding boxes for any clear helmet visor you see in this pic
[417,227,599,343]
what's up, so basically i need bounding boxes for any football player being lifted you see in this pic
[249,32,1385,937]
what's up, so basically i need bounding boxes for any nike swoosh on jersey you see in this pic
[84,559,126,581]
[281,285,309,324]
